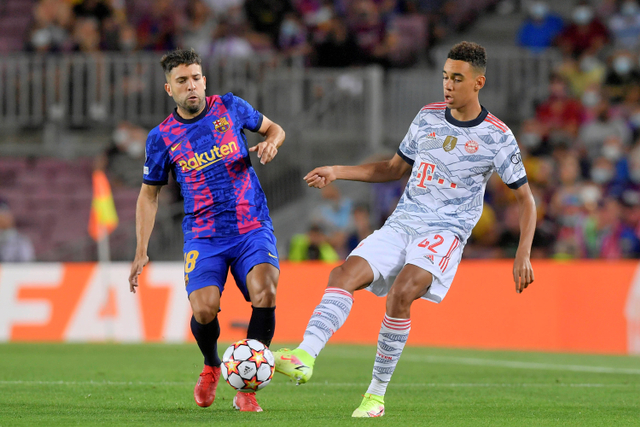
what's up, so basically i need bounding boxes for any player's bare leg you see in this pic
[385,265,432,318]
[274,256,374,383]
[353,265,432,417]
[189,286,222,407]
[235,263,279,412]
[246,263,279,310]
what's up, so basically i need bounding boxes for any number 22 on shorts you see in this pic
[417,234,444,253]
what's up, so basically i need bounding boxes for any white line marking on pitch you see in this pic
[0,381,191,386]
[338,353,640,375]
[405,355,640,375]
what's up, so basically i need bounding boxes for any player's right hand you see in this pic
[513,251,534,294]
[304,166,336,188]
[129,255,149,293]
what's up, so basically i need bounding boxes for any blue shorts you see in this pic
[183,227,280,300]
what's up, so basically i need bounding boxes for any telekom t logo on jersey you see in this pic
[416,162,457,189]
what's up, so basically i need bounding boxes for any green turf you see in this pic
[1,343,639,426]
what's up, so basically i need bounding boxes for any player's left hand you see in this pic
[513,251,534,294]
[249,141,278,165]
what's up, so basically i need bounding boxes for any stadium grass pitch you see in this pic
[1,343,639,426]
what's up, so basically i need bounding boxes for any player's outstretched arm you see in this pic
[250,115,285,165]
[304,153,411,188]
[129,184,162,293]
[512,182,536,294]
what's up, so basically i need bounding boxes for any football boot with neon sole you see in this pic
[273,348,314,384]
[193,365,221,407]
[233,391,263,412]
[352,393,385,418]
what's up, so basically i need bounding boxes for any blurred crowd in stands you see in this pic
[290,0,640,261]
[5,0,640,262]
[24,0,489,67]
[498,0,640,260]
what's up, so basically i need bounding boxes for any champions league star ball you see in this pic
[221,339,275,392]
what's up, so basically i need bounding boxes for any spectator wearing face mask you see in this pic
[579,99,632,161]
[557,52,607,98]
[0,199,35,263]
[608,0,640,50]
[535,73,584,139]
[97,121,148,189]
[557,1,609,57]
[600,136,631,197]
[550,156,584,220]
[517,1,564,53]
[278,12,310,58]
[603,50,640,103]
[518,118,550,156]
[590,156,619,194]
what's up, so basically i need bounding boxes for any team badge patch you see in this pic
[465,140,479,154]
[214,117,230,133]
[443,135,457,152]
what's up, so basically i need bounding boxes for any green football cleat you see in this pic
[273,348,314,384]
[352,393,385,418]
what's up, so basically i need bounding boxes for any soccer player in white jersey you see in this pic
[273,41,536,417]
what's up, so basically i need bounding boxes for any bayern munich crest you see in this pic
[465,140,479,153]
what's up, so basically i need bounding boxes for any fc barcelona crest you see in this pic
[214,117,230,133]
[443,135,457,152]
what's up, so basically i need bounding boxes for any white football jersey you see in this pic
[384,102,527,243]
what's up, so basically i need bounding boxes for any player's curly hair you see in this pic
[160,48,202,75]
[447,41,486,74]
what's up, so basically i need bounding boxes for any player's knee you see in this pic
[328,264,370,293]
[251,287,276,307]
[328,264,355,291]
[249,278,277,307]
[192,305,218,324]
[190,296,219,324]
[388,280,423,308]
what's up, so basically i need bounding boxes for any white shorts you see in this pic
[348,226,464,303]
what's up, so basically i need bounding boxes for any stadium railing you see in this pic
[0,48,560,139]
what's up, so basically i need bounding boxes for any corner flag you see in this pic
[88,170,119,241]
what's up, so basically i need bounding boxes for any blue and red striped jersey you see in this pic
[143,93,272,240]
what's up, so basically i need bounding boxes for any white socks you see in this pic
[366,314,411,397]
[299,287,354,358]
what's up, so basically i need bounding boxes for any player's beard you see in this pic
[180,95,205,115]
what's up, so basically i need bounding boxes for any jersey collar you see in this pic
[445,106,488,127]
[172,100,210,124]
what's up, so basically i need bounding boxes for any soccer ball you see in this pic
[221,338,275,392]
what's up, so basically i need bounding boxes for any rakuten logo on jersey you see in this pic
[178,141,239,172]
[416,161,457,189]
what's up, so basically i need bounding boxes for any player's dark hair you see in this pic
[447,41,487,74]
[160,48,202,75]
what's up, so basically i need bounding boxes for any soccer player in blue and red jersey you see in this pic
[128,49,285,413]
